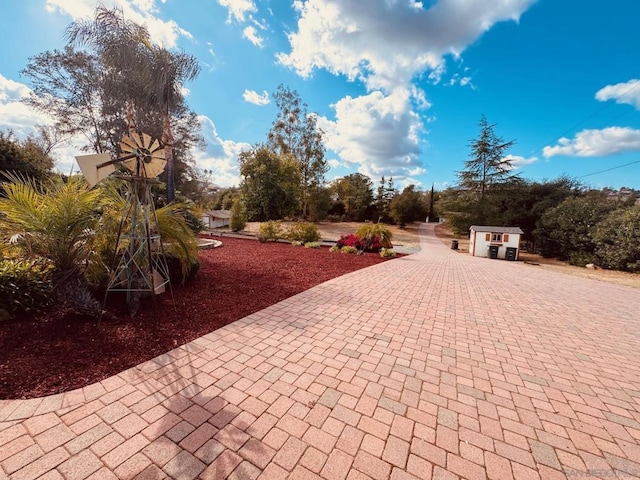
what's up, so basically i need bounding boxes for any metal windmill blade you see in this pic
[119,133,166,179]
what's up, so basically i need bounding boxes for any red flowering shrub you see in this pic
[336,234,364,250]
[336,233,386,252]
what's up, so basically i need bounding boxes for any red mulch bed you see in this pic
[0,237,394,400]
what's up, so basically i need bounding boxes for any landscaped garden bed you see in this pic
[0,237,395,400]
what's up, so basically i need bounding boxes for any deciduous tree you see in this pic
[24,6,202,200]
[390,185,427,228]
[535,193,619,262]
[331,173,374,221]
[0,131,54,181]
[267,85,327,218]
[239,146,301,221]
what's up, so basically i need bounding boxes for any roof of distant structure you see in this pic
[204,209,231,219]
[469,225,524,234]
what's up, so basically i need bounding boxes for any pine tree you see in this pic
[458,115,515,196]
[456,115,517,223]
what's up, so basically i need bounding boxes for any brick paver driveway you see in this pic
[2,223,640,480]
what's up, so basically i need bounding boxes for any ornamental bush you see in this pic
[257,220,283,243]
[336,234,364,250]
[336,230,390,253]
[287,222,320,243]
[380,248,396,258]
[304,242,321,249]
[355,222,393,249]
[341,246,359,254]
[0,258,54,317]
[230,199,247,232]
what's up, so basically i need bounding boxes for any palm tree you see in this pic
[94,178,199,283]
[67,6,201,203]
[142,47,200,202]
[66,6,151,135]
[0,174,200,316]
[0,173,103,316]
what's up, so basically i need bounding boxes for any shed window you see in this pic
[491,233,502,242]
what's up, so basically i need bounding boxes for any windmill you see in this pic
[76,132,173,318]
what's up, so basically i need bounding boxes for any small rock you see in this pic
[585,263,598,270]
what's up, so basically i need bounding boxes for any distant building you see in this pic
[469,226,523,260]
[202,210,231,229]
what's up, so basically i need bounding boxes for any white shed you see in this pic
[202,210,231,229]
[469,226,523,260]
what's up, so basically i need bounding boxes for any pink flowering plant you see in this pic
[335,232,389,253]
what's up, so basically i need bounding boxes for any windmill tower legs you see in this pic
[102,178,173,320]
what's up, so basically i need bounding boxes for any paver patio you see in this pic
[2,223,640,480]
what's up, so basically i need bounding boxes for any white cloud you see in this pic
[504,154,537,168]
[317,88,425,181]
[242,26,264,47]
[0,74,53,137]
[0,75,98,175]
[410,86,431,110]
[193,115,251,187]
[218,0,257,23]
[543,127,640,158]
[242,89,270,105]
[327,158,343,169]
[278,0,536,91]
[595,79,640,110]
[449,74,476,89]
[45,0,191,48]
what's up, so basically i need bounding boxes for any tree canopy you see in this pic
[239,146,301,221]
[390,185,427,228]
[0,131,55,181]
[441,115,518,231]
[22,6,202,201]
[267,84,327,218]
[331,173,374,221]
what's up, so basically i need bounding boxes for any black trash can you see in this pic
[506,247,518,261]
[451,240,459,250]
[488,245,499,259]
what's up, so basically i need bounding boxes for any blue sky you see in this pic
[1,0,640,190]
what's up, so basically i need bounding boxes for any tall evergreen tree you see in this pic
[458,114,515,196]
[455,114,517,224]
[427,184,436,221]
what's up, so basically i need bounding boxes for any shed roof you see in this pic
[204,209,231,219]
[470,225,523,234]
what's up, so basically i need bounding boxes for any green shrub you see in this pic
[230,199,247,232]
[291,240,303,247]
[356,222,393,248]
[329,245,340,253]
[568,252,597,267]
[380,248,396,258]
[183,208,206,234]
[304,242,321,249]
[341,246,358,254]
[257,220,283,243]
[0,258,54,317]
[593,206,640,272]
[287,222,320,243]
